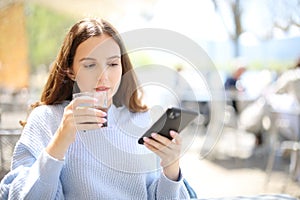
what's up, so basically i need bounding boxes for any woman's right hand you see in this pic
[46,97,107,160]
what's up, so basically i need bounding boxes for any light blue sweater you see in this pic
[0,102,190,199]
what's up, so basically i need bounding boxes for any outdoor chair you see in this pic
[264,109,300,191]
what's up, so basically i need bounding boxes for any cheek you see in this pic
[110,69,122,95]
[76,72,98,92]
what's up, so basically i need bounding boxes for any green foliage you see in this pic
[215,59,293,73]
[25,3,75,72]
[129,51,153,68]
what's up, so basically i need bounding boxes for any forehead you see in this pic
[75,35,120,60]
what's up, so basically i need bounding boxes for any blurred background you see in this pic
[1,0,300,199]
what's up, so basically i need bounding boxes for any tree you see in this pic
[212,0,242,57]
[268,0,300,35]
[212,0,300,57]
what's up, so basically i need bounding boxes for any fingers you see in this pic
[74,122,104,131]
[72,96,97,108]
[68,98,108,131]
[143,131,182,167]
[144,131,181,146]
[74,107,107,118]
[75,115,107,125]
[143,134,169,154]
[170,130,182,145]
[143,131,182,152]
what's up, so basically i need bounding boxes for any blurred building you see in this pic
[0,0,29,89]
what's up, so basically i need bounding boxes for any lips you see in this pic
[95,86,109,92]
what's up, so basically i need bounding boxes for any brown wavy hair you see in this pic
[35,18,147,112]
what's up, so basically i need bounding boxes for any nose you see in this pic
[97,65,109,82]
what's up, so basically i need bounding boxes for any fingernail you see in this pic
[151,133,157,138]
[143,137,149,142]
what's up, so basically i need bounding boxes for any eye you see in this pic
[107,57,121,67]
[107,63,119,67]
[83,63,96,68]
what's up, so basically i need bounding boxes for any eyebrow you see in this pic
[79,55,121,62]
[79,58,96,62]
[107,55,121,60]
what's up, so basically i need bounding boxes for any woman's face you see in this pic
[71,34,122,104]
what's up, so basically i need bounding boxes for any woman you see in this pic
[0,18,191,199]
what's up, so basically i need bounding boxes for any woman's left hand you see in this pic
[143,130,182,181]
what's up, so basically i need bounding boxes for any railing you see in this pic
[0,128,22,178]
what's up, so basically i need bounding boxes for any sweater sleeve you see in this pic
[0,105,65,200]
[5,148,64,200]
[147,170,190,200]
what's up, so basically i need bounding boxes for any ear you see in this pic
[66,68,76,81]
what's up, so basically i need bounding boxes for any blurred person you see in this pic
[263,57,300,139]
[0,18,193,199]
[224,66,246,91]
[272,57,300,104]
[224,65,246,115]
[267,57,300,181]
[239,58,300,146]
